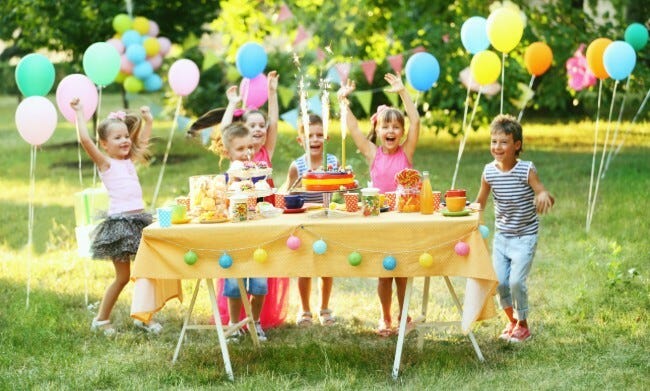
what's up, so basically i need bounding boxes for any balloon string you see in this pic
[26,145,36,309]
[451,90,482,190]
[517,75,536,122]
[602,77,630,178]
[76,120,84,188]
[612,85,650,161]
[240,78,250,111]
[92,86,103,189]
[461,82,472,132]
[125,0,133,17]
[151,96,182,210]
[499,52,505,115]
[586,80,603,232]
[588,80,618,232]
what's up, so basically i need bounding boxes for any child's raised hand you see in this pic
[140,106,153,123]
[268,71,279,92]
[337,79,356,101]
[70,97,83,112]
[385,73,405,93]
[226,85,241,105]
[535,190,555,214]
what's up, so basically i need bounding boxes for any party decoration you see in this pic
[524,42,553,76]
[112,13,132,33]
[486,7,524,53]
[83,42,121,86]
[236,42,267,79]
[603,41,636,81]
[219,252,233,269]
[479,225,490,239]
[383,255,397,271]
[348,251,362,267]
[404,52,440,92]
[169,59,200,96]
[460,16,490,54]
[124,76,144,93]
[286,235,301,250]
[184,250,198,265]
[586,38,612,80]
[15,96,57,146]
[313,239,327,255]
[566,44,596,91]
[470,50,501,85]
[253,248,268,263]
[15,54,55,97]
[454,242,470,256]
[56,74,99,123]
[418,253,433,268]
[624,23,649,51]
[240,73,269,110]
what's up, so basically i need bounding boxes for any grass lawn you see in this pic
[0,94,648,389]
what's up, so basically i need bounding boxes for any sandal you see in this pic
[296,311,313,326]
[134,319,163,334]
[376,318,394,337]
[91,318,116,337]
[319,309,336,326]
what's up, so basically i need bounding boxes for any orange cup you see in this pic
[432,191,441,211]
[275,193,286,209]
[247,196,257,211]
[385,191,396,210]
[344,192,359,212]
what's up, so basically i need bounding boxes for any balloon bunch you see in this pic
[235,42,269,109]
[108,14,172,93]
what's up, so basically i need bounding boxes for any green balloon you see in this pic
[15,53,55,97]
[124,76,144,93]
[112,13,132,34]
[83,42,121,86]
[624,23,648,51]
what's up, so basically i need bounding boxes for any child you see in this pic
[338,73,420,336]
[70,98,161,336]
[474,114,554,343]
[280,114,337,326]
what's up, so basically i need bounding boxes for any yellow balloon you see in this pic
[143,37,161,57]
[419,253,434,268]
[486,7,524,53]
[253,248,268,263]
[470,50,501,85]
[132,16,150,35]
[123,76,143,93]
[114,71,127,84]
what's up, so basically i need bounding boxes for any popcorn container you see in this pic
[344,192,359,212]
[361,187,381,216]
[397,186,420,213]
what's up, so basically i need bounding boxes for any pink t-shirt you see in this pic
[99,158,144,215]
[370,146,412,193]
[253,146,272,167]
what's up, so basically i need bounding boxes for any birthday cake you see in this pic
[302,168,356,191]
[227,160,272,179]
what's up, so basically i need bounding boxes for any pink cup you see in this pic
[344,193,359,212]
[432,191,441,211]
[385,191,396,211]
[275,193,286,209]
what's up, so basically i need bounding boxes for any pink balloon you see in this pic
[147,20,159,37]
[286,235,301,250]
[168,59,199,96]
[454,241,470,256]
[56,74,98,123]
[240,73,268,109]
[106,38,125,55]
[15,96,58,145]
[147,54,163,70]
[157,37,171,56]
[120,54,134,74]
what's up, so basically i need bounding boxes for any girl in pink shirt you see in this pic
[338,73,420,336]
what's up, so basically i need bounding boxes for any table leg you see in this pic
[173,279,201,363]
[443,276,485,362]
[237,278,260,347]
[206,278,235,381]
[392,277,414,380]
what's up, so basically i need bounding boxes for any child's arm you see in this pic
[70,98,110,172]
[386,73,420,161]
[220,85,241,128]
[265,71,279,160]
[278,162,300,193]
[528,170,554,214]
[474,175,491,211]
[139,106,153,145]
[337,80,376,163]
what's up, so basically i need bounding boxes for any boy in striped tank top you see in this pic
[474,114,554,343]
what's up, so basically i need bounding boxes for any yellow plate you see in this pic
[199,218,230,224]
[172,218,192,224]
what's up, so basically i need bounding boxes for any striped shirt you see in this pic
[294,154,338,203]
[483,160,538,237]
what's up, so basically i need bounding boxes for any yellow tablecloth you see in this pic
[131,210,497,328]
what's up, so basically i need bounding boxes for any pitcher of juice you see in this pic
[420,171,434,214]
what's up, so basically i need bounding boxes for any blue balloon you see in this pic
[312,239,327,255]
[461,16,490,54]
[603,41,636,81]
[133,61,153,79]
[121,30,142,47]
[126,44,146,64]
[383,255,397,271]
[219,252,233,269]
[236,42,267,79]
[479,225,490,239]
[405,52,440,92]
[143,74,162,92]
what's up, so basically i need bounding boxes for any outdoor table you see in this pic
[130,209,497,380]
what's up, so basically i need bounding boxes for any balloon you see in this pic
[486,7,524,53]
[83,42,121,86]
[236,42,267,78]
[586,38,612,80]
[382,255,397,271]
[143,74,162,92]
[123,76,144,93]
[15,54,55,97]
[56,74,98,123]
[157,37,172,56]
[460,16,490,54]
[454,242,470,256]
[132,16,150,35]
[120,55,134,74]
[312,239,327,255]
[479,225,490,238]
[106,38,125,55]
[121,30,142,47]
[143,37,161,57]
[147,20,160,37]
[240,73,268,109]
[348,251,362,266]
[126,44,146,64]
[115,72,127,84]
[15,96,57,146]
[286,235,301,250]
[419,253,433,268]
[253,248,268,263]
[184,250,198,265]
[168,59,200,96]
[219,252,233,269]
[603,41,636,81]
[524,42,553,76]
[404,52,440,92]
[624,23,649,51]
[148,54,163,70]
[470,50,501,85]
[112,14,132,34]
[133,61,153,80]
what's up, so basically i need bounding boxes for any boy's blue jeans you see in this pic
[223,278,268,298]
[492,232,538,321]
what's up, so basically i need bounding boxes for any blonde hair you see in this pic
[209,122,250,164]
[368,107,405,144]
[97,112,150,163]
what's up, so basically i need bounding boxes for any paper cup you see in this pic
[247,196,257,211]
[157,207,172,228]
[385,191,396,210]
[432,191,441,212]
[344,192,359,212]
[275,193,285,209]
[176,196,190,211]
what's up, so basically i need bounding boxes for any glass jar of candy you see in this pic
[361,187,381,216]
[396,186,421,213]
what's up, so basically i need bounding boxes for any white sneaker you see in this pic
[254,322,267,342]
[134,320,163,334]
[91,318,116,337]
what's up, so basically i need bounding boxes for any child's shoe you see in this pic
[509,325,531,342]
[319,309,336,326]
[134,320,163,334]
[91,318,116,337]
[498,321,517,340]
[226,323,243,343]
[254,321,267,342]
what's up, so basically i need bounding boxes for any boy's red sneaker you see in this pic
[509,325,531,342]
[498,321,517,340]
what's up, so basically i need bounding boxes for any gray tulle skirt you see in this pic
[90,212,152,261]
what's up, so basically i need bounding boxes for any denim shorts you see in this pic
[223,278,268,298]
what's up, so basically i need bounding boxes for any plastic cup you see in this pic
[175,196,190,211]
[157,207,172,227]
[247,196,257,211]
[344,192,359,212]
[432,191,441,212]
[275,193,286,209]
[385,192,396,210]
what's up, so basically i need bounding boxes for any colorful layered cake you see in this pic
[302,170,356,191]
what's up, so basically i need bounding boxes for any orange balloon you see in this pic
[586,38,612,80]
[524,42,553,76]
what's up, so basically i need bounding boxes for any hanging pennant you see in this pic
[335,63,352,85]
[277,3,293,22]
[361,60,377,84]
[384,89,399,107]
[388,54,404,74]
[355,90,373,116]
[280,108,299,130]
[202,51,219,71]
[293,25,309,47]
[278,85,294,109]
